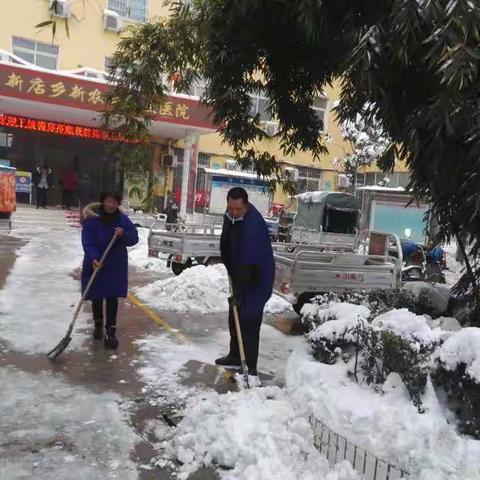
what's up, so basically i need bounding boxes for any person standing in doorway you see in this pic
[33,165,53,209]
[60,159,79,210]
[216,187,275,376]
[81,192,139,349]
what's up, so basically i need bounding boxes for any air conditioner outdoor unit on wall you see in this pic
[104,9,122,33]
[336,174,351,189]
[50,0,71,18]
[260,121,279,137]
[161,154,176,167]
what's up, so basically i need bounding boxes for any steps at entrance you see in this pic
[11,205,81,231]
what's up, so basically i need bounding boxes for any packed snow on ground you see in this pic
[128,228,170,274]
[170,386,359,480]
[136,263,292,315]
[0,228,88,354]
[0,366,139,479]
[439,327,480,382]
[287,341,480,480]
[134,333,219,405]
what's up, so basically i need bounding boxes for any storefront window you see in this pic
[108,0,147,22]
[12,37,59,70]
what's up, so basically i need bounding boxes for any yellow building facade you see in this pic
[0,0,408,210]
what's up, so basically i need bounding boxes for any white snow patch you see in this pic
[171,387,359,480]
[264,294,293,314]
[135,264,229,314]
[372,308,440,346]
[402,282,449,315]
[0,366,139,479]
[286,345,480,480]
[0,229,88,353]
[128,228,170,274]
[439,327,480,382]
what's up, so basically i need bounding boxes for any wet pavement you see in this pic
[0,223,301,479]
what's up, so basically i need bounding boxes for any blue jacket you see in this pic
[220,204,275,319]
[81,203,138,300]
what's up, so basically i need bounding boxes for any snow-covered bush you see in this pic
[432,328,480,438]
[302,298,439,410]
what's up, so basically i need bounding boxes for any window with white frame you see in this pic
[295,166,323,193]
[108,0,147,22]
[178,77,206,98]
[312,97,328,132]
[249,91,274,122]
[12,37,59,70]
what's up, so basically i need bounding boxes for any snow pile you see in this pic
[172,387,359,480]
[0,366,139,479]
[135,264,229,314]
[264,295,293,314]
[128,227,170,273]
[0,229,88,353]
[439,328,480,382]
[372,308,440,346]
[286,345,480,480]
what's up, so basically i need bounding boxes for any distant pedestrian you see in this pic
[60,161,79,210]
[33,165,53,209]
[216,187,275,376]
[81,192,139,349]
[165,192,179,230]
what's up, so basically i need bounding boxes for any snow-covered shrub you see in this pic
[302,300,438,410]
[432,328,480,438]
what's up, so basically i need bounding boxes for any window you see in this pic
[104,56,114,71]
[12,37,59,70]
[108,0,147,22]
[312,97,328,132]
[178,78,206,98]
[249,91,274,122]
[295,167,323,193]
[197,153,210,167]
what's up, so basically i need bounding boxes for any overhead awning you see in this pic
[0,54,216,140]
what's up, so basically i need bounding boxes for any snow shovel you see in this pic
[47,234,117,360]
[228,277,250,389]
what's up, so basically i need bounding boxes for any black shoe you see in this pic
[93,320,103,340]
[215,355,241,368]
[104,328,119,349]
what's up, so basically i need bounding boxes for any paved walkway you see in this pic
[0,225,300,479]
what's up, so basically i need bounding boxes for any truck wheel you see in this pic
[171,258,192,276]
[293,292,316,316]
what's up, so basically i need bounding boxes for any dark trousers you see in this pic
[36,188,47,208]
[228,305,263,373]
[92,298,119,329]
[62,190,76,209]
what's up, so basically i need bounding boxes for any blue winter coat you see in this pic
[81,203,139,300]
[220,204,275,319]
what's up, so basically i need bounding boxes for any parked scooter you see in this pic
[401,240,446,283]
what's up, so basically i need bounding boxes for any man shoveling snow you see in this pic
[215,187,275,377]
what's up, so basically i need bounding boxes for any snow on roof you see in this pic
[202,167,268,180]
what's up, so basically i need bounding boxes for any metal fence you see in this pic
[310,416,410,480]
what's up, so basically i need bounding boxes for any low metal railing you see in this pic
[310,417,410,480]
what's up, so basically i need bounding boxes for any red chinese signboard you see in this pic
[0,63,215,130]
[0,114,138,143]
[0,169,16,213]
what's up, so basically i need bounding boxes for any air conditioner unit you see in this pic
[50,0,71,18]
[161,154,176,167]
[104,9,122,33]
[336,174,351,189]
[260,120,279,137]
[225,160,237,171]
[284,167,299,182]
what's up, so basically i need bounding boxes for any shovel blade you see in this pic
[47,336,72,360]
